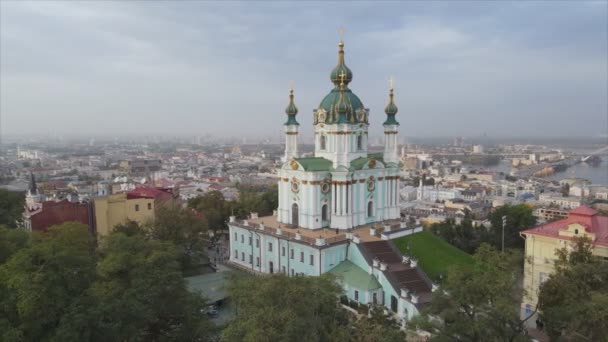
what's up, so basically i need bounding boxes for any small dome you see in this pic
[330,41,353,86]
[284,88,299,126]
[384,89,398,115]
[285,89,298,115]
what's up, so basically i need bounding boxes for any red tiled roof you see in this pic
[127,187,173,201]
[522,205,608,247]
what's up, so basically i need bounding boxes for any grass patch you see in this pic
[393,230,473,282]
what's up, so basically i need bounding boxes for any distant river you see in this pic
[466,159,608,186]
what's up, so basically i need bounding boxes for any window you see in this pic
[575,229,579,235]
[367,201,373,217]
[357,135,362,150]
[290,249,294,259]
[248,237,252,246]
[256,239,260,247]
[300,252,304,262]
[241,252,245,262]
[147,203,152,210]
[268,242,273,252]
[282,246,286,256]
[234,232,237,240]
[249,255,252,264]
[321,204,328,221]
[354,290,359,302]
[390,295,398,312]
[234,249,238,258]
[320,135,326,150]
[135,204,140,212]
[291,269,294,276]
[282,266,286,273]
[310,254,314,266]
[256,257,260,267]
[241,235,244,243]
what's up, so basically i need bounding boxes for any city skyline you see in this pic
[1,1,607,138]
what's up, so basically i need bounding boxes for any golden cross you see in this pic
[338,26,345,40]
[289,80,294,91]
[389,76,394,90]
[338,71,347,85]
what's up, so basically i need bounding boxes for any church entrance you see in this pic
[292,203,299,227]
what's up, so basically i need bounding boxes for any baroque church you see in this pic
[277,37,401,230]
[228,38,434,322]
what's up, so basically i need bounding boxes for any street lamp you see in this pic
[502,215,507,253]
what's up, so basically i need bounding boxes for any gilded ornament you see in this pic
[290,160,298,170]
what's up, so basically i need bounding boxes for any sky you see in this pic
[1,1,607,140]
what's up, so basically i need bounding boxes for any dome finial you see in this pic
[384,77,399,124]
[330,27,353,86]
[284,81,299,125]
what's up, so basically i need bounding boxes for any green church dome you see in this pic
[284,88,299,126]
[330,41,353,86]
[316,40,367,125]
[318,87,365,124]
[383,86,399,126]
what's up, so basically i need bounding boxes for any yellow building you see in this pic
[520,206,608,322]
[94,188,174,236]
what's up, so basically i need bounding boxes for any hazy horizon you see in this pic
[1,1,607,138]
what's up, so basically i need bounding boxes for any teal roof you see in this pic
[350,155,386,170]
[318,88,365,124]
[295,157,332,171]
[329,260,381,291]
[383,114,399,126]
[350,157,369,170]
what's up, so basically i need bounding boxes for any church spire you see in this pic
[330,30,353,87]
[284,84,299,126]
[383,78,399,125]
[28,172,38,194]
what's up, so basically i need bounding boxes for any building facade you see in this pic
[93,187,174,236]
[228,39,434,322]
[520,206,608,323]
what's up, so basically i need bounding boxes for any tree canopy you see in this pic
[538,237,608,340]
[223,274,349,342]
[0,222,212,342]
[0,189,25,228]
[409,244,530,341]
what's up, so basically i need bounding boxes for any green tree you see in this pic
[0,189,25,228]
[147,205,209,273]
[189,190,227,231]
[223,274,349,342]
[350,306,406,342]
[51,232,212,342]
[112,219,146,237]
[488,204,537,250]
[538,237,608,340]
[0,222,96,341]
[0,225,29,264]
[409,244,530,341]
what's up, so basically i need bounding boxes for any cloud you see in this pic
[1,1,606,139]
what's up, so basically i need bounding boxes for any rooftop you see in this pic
[239,215,405,246]
[522,205,608,247]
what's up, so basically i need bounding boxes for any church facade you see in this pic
[227,39,434,322]
[277,39,401,230]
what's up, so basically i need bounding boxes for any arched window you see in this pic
[367,201,373,217]
[357,135,363,150]
[322,204,328,221]
[320,135,326,150]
